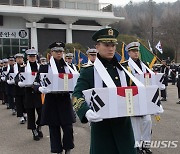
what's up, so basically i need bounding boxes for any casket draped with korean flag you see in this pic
[83,85,160,118]
[134,72,165,89]
[19,72,37,86]
[39,57,79,92]
[82,57,161,119]
[7,73,17,84]
[40,72,79,92]
[128,57,165,89]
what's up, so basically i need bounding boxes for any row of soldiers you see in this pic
[0,27,168,154]
[0,42,98,154]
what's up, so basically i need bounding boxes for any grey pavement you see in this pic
[0,85,180,154]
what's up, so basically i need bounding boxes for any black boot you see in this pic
[65,150,71,154]
[32,129,40,141]
[136,147,144,154]
[37,126,43,138]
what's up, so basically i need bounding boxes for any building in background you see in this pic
[0,0,124,58]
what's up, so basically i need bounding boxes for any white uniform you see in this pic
[128,57,152,147]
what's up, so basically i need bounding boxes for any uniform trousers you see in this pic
[49,125,74,153]
[15,95,26,117]
[8,95,15,110]
[178,87,180,99]
[161,87,167,99]
[131,115,152,147]
[26,108,42,130]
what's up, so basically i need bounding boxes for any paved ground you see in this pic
[0,85,180,154]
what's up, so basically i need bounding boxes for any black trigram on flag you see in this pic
[152,89,161,107]
[19,74,25,82]
[159,75,165,83]
[90,90,105,112]
[9,75,13,80]
[42,75,51,87]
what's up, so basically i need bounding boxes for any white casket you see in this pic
[19,72,37,87]
[39,57,79,92]
[7,73,17,84]
[83,85,160,119]
[40,72,79,92]
[134,73,165,89]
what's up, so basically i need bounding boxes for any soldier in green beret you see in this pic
[72,28,136,154]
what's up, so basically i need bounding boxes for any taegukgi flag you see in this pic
[155,41,163,54]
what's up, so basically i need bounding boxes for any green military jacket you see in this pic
[72,54,136,154]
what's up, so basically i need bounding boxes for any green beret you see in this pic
[92,28,119,43]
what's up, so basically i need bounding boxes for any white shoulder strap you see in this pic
[94,58,116,88]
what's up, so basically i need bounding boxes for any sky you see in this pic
[99,0,178,6]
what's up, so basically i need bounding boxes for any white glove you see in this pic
[18,82,25,87]
[85,109,103,122]
[38,86,50,94]
[159,84,165,90]
[7,80,12,84]
[158,105,164,114]
[1,77,5,81]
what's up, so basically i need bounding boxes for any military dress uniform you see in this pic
[125,42,153,154]
[2,59,10,109]
[176,66,180,104]
[14,53,27,124]
[73,28,136,154]
[160,63,169,101]
[17,49,43,141]
[0,60,4,103]
[6,56,16,115]
[170,62,177,85]
[35,42,75,154]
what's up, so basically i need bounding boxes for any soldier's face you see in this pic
[16,57,24,64]
[9,60,15,65]
[96,42,116,60]
[88,54,97,63]
[28,55,37,62]
[65,57,73,63]
[128,49,139,60]
[51,50,63,60]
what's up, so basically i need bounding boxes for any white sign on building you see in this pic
[0,28,29,39]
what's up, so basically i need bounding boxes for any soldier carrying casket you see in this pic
[34,42,75,154]
[72,28,136,154]
[16,49,43,141]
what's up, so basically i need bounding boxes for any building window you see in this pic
[65,2,75,9]
[52,0,59,8]
[11,39,19,46]
[77,3,87,10]
[32,0,38,7]
[3,38,10,46]
[0,0,10,5]
[0,38,29,59]
[12,0,24,6]
[40,0,50,7]
[20,39,28,46]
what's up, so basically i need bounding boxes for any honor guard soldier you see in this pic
[176,65,180,104]
[1,59,9,108]
[35,42,75,154]
[159,60,169,101]
[7,56,16,115]
[170,61,177,85]
[14,53,27,124]
[17,49,43,141]
[65,53,79,72]
[126,42,153,154]
[73,28,136,154]
[86,48,97,65]
[0,60,4,103]
[40,57,47,65]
